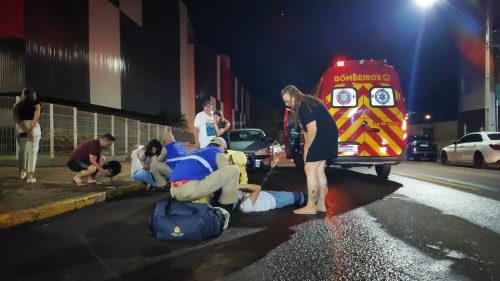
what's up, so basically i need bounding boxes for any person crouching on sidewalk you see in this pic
[67,133,115,186]
[169,137,239,211]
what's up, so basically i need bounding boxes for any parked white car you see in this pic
[441,132,500,168]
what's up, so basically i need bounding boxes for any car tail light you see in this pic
[489,144,500,150]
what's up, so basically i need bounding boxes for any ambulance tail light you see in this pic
[402,119,408,140]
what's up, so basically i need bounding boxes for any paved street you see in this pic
[0,161,499,281]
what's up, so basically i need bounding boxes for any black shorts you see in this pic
[67,160,92,172]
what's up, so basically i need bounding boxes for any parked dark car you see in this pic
[406,135,437,161]
[229,129,272,171]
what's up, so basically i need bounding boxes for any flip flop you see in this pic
[87,181,103,185]
[72,180,87,187]
[293,208,317,215]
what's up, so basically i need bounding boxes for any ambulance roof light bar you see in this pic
[336,60,345,67]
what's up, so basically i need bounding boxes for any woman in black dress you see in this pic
[214,110,231,149]
[281,85,338,215]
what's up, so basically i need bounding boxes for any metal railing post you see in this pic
[94,113,98,139]
[156,124,160,139]
[15,96,20,160]
[73,108,78,149]
[111,115,115,156]
[148,123,151,140]
[50,104,54,158]
[137,120,140,146]
[125,118,128,153]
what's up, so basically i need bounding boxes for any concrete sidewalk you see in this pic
[0,162,146,229]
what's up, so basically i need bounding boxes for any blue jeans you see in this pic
[132,169,156,187]
[265,191,306,208]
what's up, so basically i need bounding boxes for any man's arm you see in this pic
[89,154,109,174]
[239,183,261,205]
[215,153,229,169]
[157,147,167,162]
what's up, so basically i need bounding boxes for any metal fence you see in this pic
[0,96,172,159]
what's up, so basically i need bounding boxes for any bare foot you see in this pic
[316,204,327,213]
[293,207,317,215]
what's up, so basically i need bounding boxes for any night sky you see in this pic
[186,0,480,122]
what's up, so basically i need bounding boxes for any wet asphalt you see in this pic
[0,162,499,281]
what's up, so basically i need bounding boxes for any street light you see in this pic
[425,114,431,120]
[415,0,497,131]
[415,0,438,8]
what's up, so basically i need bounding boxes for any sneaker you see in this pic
[19,171,27,180]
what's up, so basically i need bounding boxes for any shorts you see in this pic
[67,160,92,172]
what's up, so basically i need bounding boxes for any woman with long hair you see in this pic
[13,88,42,183]
[214,110,231,149]
[144,139,171,190]
[281,85,338,214]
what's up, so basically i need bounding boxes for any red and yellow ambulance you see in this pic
[284,59,407,178]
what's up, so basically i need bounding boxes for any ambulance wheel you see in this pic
[375,164,391,179]
[293,154,304,170]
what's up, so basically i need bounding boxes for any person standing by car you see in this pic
[13,88,42,183]
[193,100,216,149]
[214,110,231,149]
[281,85,338,215]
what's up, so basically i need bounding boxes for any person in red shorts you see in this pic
[67,133,115,186]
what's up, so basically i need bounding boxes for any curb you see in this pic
[0,183,145,229]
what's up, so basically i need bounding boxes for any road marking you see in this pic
[394,172,478,191]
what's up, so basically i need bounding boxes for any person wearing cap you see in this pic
[67,133,115,186]
[169,137,239,209]
[158,133,187,170]
[193,100,216,149]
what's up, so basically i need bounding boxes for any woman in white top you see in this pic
[193,100,216,149]
[130,145,156,187]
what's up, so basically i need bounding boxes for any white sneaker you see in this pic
[27,176,36,183]
[19,171,27,180]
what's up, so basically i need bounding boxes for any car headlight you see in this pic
[255,147,270,156]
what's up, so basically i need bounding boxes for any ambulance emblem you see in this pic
[336,90,352,105]
[374,89,390,105]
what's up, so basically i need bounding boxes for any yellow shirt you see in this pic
[225,150,248,185]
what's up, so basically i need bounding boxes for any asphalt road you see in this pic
[1,161,499,281]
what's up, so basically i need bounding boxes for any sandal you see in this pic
[72,179,87,187]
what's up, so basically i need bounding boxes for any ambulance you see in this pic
[283,59,407,178]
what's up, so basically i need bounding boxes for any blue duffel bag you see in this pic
[149,200,230,241]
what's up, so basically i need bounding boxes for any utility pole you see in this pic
[484,0,497,131]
